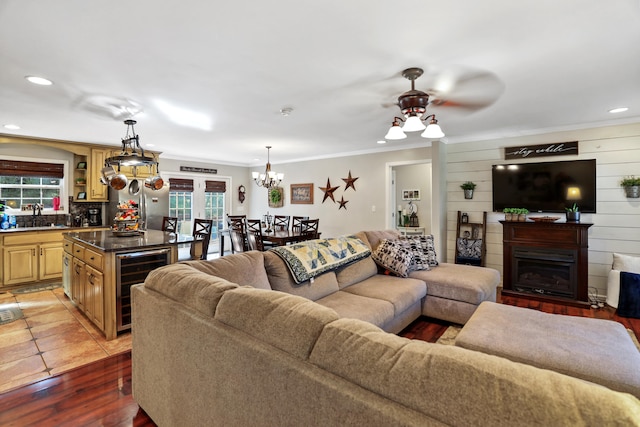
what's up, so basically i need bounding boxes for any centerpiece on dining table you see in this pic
[263,212,274,233]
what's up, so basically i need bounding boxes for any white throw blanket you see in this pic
[270,235,371,283]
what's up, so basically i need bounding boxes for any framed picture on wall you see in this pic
[290,183,314,204]
[402,189,420,201]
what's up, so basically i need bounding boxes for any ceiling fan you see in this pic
[383,66,503,140]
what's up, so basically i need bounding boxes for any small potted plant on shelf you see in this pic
[515,207,529,221]
[460,181,477,199]
[503,207,515,221]
[565,203,580,222]
[620,176,640,198]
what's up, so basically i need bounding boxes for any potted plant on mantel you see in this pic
[620,176,640,198]
[460,181,477,199]
[503,208,529,221]
[565,203,580,222]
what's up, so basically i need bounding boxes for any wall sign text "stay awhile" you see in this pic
[504,141,578,160]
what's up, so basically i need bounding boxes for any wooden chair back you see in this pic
[273,215,290,231]
[300,218,319,239]
[162,216,178,233]
[246,219,265,251]
[190,218,213,260]
[291,216,309,232]
[227,214,248,252]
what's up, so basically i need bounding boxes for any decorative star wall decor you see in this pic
[338,196,348,210]
[342,170,359,191]
[319,178,339,203]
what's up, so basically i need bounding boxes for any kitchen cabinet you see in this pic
[85,264,105,330]
[1,230,64,287]
[63,230,185,340]
[88,148,110,201]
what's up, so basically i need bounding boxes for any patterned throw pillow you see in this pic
[396,237,430,271]
[417,234,439,267]
[371,239,414,278]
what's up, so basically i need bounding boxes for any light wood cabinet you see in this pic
[71,256,86,311]
[3,245,38,285]
[86,264,105,330]
[40,242,64,280]
[1,230,64,287]
[88,148,110,201]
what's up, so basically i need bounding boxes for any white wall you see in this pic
[445,122,640,298]
[248,147,433,239]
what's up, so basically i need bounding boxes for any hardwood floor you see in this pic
[1,293,637,426]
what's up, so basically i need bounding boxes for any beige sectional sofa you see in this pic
[131,231,640,425]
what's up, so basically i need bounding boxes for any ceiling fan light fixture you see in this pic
[384,118,407,140]
[421,118,445,139]
[403,114,427,132]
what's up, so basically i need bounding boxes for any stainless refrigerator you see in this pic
[107,179,170,230]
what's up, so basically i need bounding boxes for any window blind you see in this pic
[169,178,194,192]
[0,160,64,178]
[205,180,226,193]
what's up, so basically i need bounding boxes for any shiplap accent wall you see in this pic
[445,122,640,298]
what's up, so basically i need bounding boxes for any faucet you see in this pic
[31,203,42,227]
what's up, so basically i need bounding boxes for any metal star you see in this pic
[342,170,359,191]
[319,178,339,203]
[338,196,348,210]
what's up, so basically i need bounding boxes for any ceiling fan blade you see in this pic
[424,67,504,112]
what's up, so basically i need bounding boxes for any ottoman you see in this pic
[455,301,640,398]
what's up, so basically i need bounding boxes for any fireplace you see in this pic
[501,221,592,306]
[512,247,577,299]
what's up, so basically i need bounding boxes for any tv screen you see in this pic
[492,159,596,213]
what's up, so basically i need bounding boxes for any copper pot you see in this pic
[145,176,164,190]
[109,173,128,190]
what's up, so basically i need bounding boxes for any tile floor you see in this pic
[0,286,131,394]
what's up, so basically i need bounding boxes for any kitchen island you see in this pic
[63,229,192,340]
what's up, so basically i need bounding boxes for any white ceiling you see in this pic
[1,1,640,167]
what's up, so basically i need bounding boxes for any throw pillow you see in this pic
[396,237,430,271]
[417,234,439,267]
[371,239,414,278]
[607,253,640,308]
[617,271,640,318]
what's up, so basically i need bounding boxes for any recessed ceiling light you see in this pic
[608,107,629,114]
[377,140,386,144]
[25,76,53,86]
[3,124,21,130]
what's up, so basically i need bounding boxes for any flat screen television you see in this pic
[492,159,596,213]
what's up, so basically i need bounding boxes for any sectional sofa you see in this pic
[131,230,640,426]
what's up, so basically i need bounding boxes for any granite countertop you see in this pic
[65,229,193,252]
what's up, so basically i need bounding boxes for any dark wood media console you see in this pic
[500,220,593,307]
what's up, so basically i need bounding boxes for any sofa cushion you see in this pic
[362,229,401,251]
[215,287,339,360]
[607,253,640,308]
[315,291,395,329]
[183,251,271,290]
[144,263,239,317]
[309,318,640,426]
[263,251,339,301]
[409,263,498,305]
[335,256,378,290]
[341,274,426,317]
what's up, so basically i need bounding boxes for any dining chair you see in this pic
[300,218,319,240]
[227,214,249,252]
[246,219,265,251]
[161,216,178,233]
[273,215,290,231]
[291,216,309,232]
[190,218,214,260]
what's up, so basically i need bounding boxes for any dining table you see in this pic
[218,227,320,256]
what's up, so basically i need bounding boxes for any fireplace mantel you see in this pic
[500,221,593,307]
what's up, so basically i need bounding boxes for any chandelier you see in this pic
[384,67,445,140]
[252,146,283,189]
[102,119,164,191]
